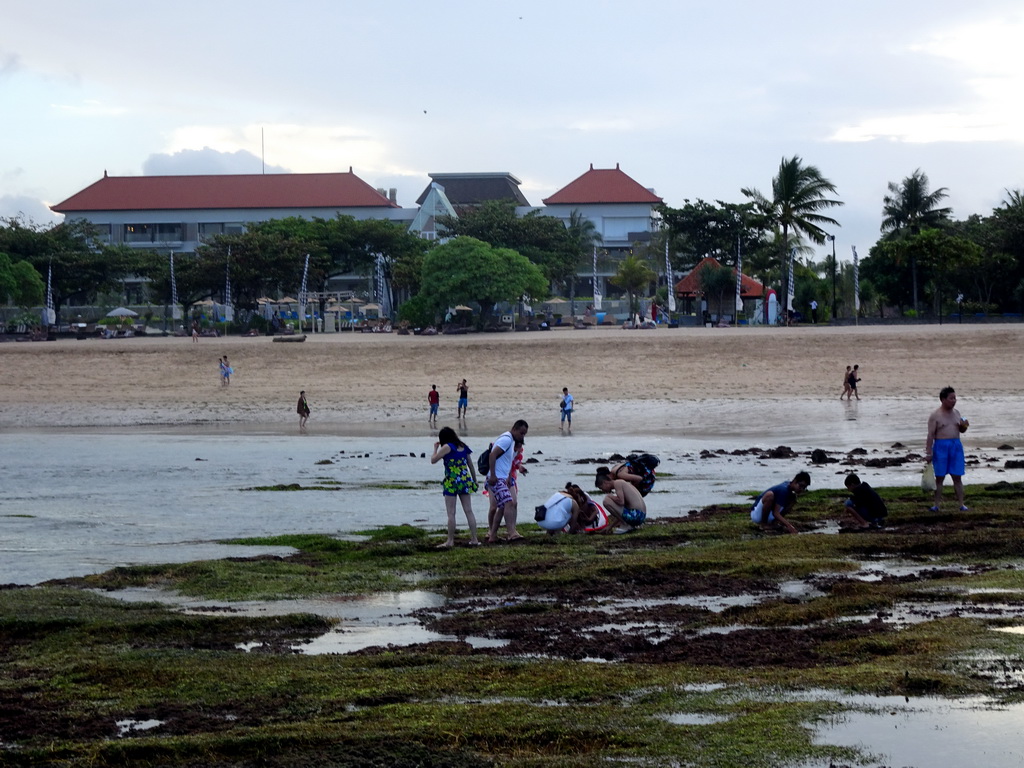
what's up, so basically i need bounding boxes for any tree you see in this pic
[609,254,656,317]
[742,156,843,320]
[564,210,602,316]
[881,169,952,313]
[0,216,143,324]
[419,237,548,326]
[0,252,44,308]
[436,200,574,287]
[658,199,770,272]
[696,261,736,321]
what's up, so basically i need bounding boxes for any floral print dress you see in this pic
[442,443,477,496]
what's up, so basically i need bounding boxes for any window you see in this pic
[123,224,182,243]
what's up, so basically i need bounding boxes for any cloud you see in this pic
[0,194,63,224]
[0,52,20,77]
[142,147,288,176]
[51,99,128,117]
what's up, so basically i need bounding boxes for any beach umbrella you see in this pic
[106,307,139,317]
[454,305,473,311]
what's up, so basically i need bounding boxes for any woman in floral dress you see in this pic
[430,426,481,548]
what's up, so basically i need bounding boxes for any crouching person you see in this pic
[751,471,810,534]
[843,473,888,529]
[596,467,647,533]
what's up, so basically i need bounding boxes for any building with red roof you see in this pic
[51,170,404,254]
[673,256,765,317]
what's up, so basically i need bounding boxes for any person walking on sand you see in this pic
[486,419,528,543]
[222,355,232,386]
[430,427,481,548]
[191,321,199,342]
[925,386,970,512]
[559,387,575,433]
[297,390,311,431]
[840,365,852,400]
[750,471,811,535]
[427,384,439,427]
[595,466,647,533]
[456,379,469,419]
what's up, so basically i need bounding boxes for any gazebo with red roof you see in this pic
[674,257,765,317]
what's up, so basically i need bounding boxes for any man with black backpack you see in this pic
[485,419,529,543]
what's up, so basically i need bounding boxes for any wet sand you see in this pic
[2,324,1022,448]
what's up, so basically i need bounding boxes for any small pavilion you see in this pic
[673,257,765,318]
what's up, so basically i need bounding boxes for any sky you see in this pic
[3,0,1024,266]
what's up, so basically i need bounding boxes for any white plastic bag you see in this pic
[921,464,937,493]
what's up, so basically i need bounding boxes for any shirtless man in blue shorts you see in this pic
[925,386,969,512]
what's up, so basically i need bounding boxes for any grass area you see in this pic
[3,483,1024,766]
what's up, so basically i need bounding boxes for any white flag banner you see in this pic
[852,246,860,313]
[223,246,234,322]
[592,246,602,311]
[170,253,182,319]
[665,238,676,313]
[787,247,796,311]
[735,236,744,312]
[43,261,56,325]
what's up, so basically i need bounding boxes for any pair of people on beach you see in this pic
[219,356,232,386]
[840,364,860,400]
[750,470,888,534]
[429,420,529,547]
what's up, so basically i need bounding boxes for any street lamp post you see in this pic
[826,234,837,321]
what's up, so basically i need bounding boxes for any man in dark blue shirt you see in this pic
[750,471,811,534]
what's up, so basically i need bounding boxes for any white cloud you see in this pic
[0,194,62,224]
[51,99,128,117]
[143,147,287,176]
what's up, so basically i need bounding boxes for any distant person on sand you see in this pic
[297,391,311,431]
[842,473,888,529]
[840,365,852,400]
[925,386,969,512]
[456,379,469,419]
[430,426,481,548]
[191,321,199,342]
[427,384,439,427]
[221,356,232,386]
[486,420,528,543]
[559,387,574,433]
[750,471,811,534]
[595,466,647,533]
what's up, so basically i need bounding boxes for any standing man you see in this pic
[750,471,811,534]
[297,390,311,431]
[486,419,529,543]
[925,386,970,512]
[427,384,440,427]
[456,379,469,420]
[810,299,818,324]
[559,387,575,434]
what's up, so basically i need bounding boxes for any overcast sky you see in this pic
[3,0,1023,265]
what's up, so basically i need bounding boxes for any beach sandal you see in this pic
[505,534,525,544]
[928,506,940,512]
[466,540,482,547]
[435,542,454,549]
[960,505,970,511]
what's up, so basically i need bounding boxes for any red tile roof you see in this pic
[51,171,397,213]
[674,257,765,297]
[542,164,663,205]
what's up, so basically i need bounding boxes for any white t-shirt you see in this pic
[537,492,573,531]
[492,431,515,479]
[561,392,574,411]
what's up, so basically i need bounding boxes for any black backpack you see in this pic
[626,453,660,496]
[477,444,492,475]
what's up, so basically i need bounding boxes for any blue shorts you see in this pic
[458,397,468,409]
[621,507,646,526]
[561,408,572,422]
[932,438,965,477]
[429,403,438,415]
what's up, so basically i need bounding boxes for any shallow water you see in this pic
[808,693,1024,767]
[1,409,1021,585]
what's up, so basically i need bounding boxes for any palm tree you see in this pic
[742,156,843,322]
[610,253,656,319]
[881,169,952,313]
[565,210,602,317]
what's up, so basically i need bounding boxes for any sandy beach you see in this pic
[2,323,1022,446]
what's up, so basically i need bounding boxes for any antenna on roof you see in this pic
[261,127,265,174]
